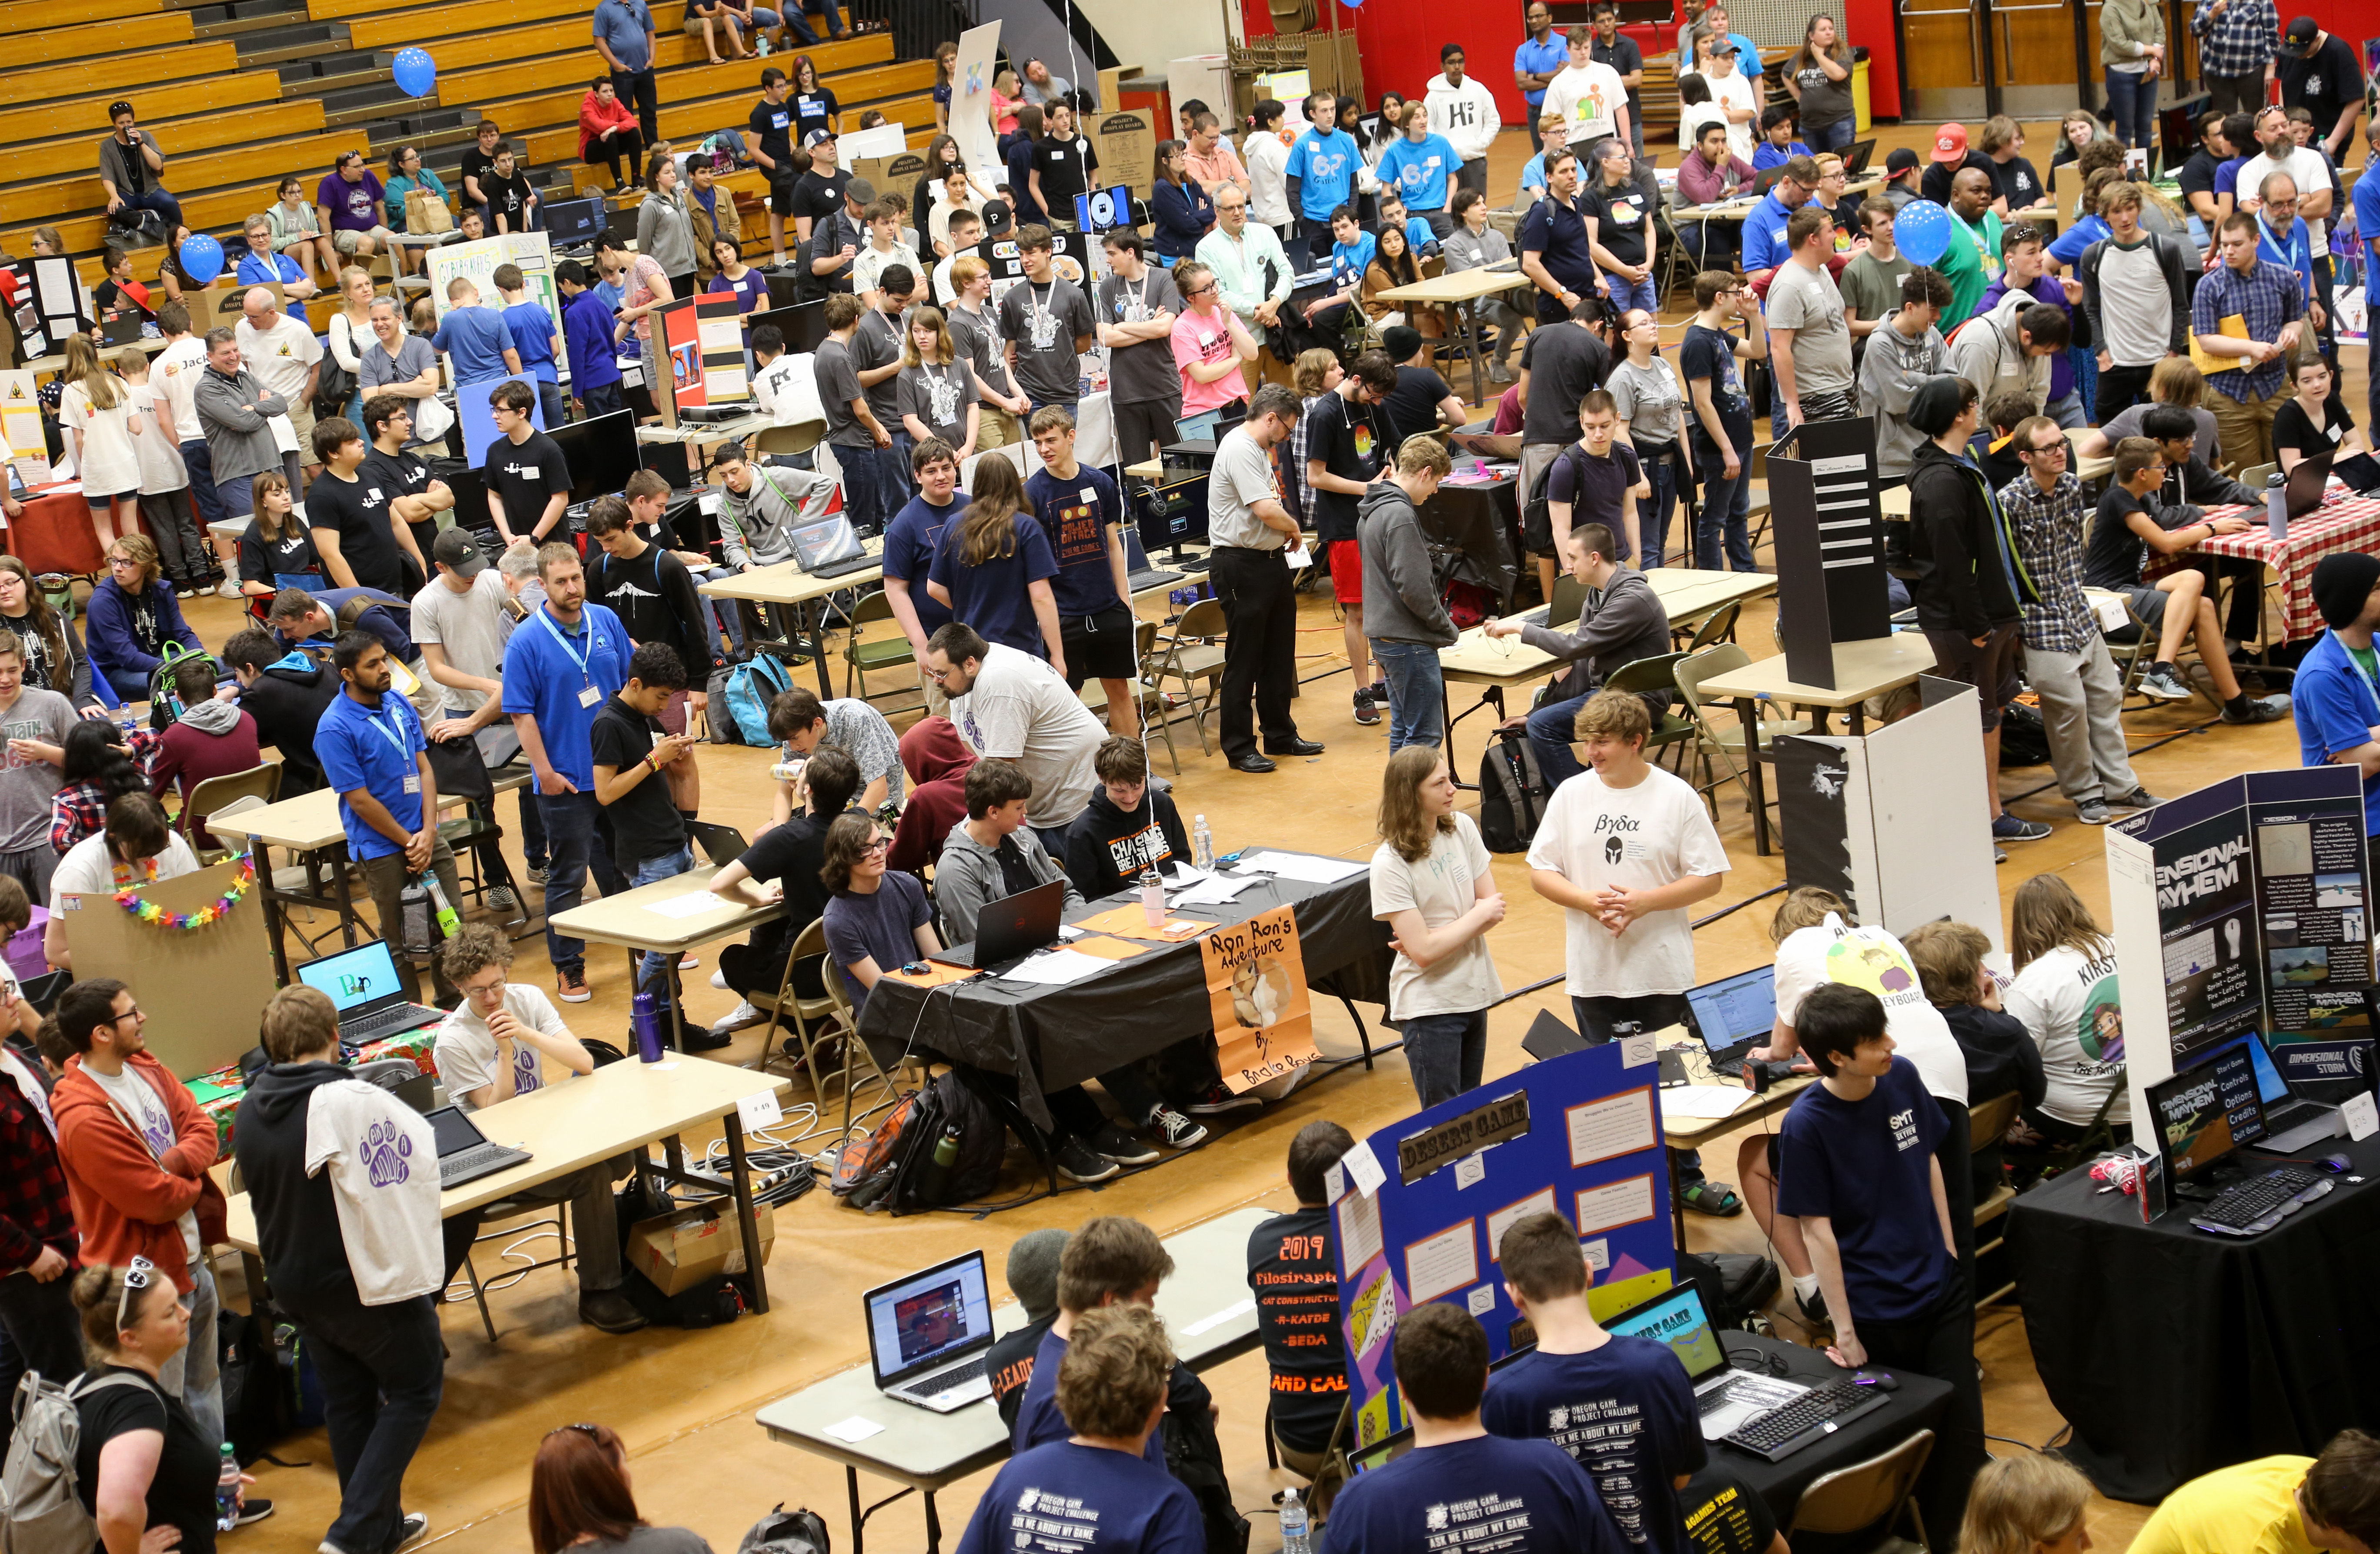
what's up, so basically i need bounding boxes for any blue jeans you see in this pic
[836,442,900,535]
[537,789,624,975]
[115,187,184,231]
[1690,427,1756,570]
[1676,221,1735,271]
[1404,1010,1487,1108]
[1572,993,1702,1180]
[1601,272,1658,315]
[784,0,842,40]
[630,844,695,1001]
[2103,69,2155,148]
[1637,442,1679,566]
[1528,690,1589,789]
[1806,117,1856,153]
[1371,640,1445,753]
[215,473,255,521]
[177,438,226,532]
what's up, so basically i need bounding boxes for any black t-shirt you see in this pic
[1303,390,1387,543]
[989,834,1042,897]
[1247,1205,1344,1454]
[1679,322,1752,444]
[2272,397,2349,463]
[2084,485,2153,588]
[76,1368,219,1554]
[749,96,796,177]
[791,88,839,144]
[735,812,831,995]
[483,170,535,230]
[481,429,572,540]
[1919,151,1996,207]
[458,146,500,205]
[1548,440,1644,557]
[1677,1462,1778,1554]
[2177,148,2225,206]
[1029,134,1099,211]
[237,521,322,587]
[989,1310,1059,1429]
[1518,323,1614,445]
[588,541,715,679]
[589,695,684,867]
[361,446,437,549]
[1380,364,1453,449]
[790,169,852,232]
[305,468,406,594]
[2278,34,2362,137]
[1989,154,2043,211]
[1582,177,1651,268]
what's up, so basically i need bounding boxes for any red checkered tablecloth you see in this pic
[2149,497,2380,644]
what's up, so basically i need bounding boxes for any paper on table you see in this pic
[994,948,1115,986]
[822,1415,886,1443]
[1175,873,1263,906]
[1245,851,1366,884]
[2341,1091,2378,1142]
[1662,1086,1758,1120]
[645,892,732,918]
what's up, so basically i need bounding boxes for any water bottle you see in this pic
[630,990,666,1062]
[914,1123,961,1203]
[1191,815,1215,872]
[2266,472,2288,539]
[425,873,461,940]
[215,1443,240,1532]
[1280,1487,1310,1554]
[1140,867,1166,926]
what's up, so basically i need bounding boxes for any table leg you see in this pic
[722,1110,770,1314]
[1737,696,1771,857]
[1461,296,1487,403]
[665,953,689,1054]
[807,598,835,697]
[924,1491,942,1554]
[332,843,361,947]
[1847,702,1866,737]
[257,842,291,987]
[846,1466,864,1554]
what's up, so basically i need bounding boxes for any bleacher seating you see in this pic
[0,0,944,293]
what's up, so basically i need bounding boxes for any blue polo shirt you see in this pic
[236,251,310,326]
[431,306,515,385]
[1376,132,1461,211]
[2046,212,2106,267]
[1739,188,1799,274]
[500,602,631,790]
[2294,630,2380,836]
[1285,128,1361,222]
[1514,34,1568,110]
[316,689,427,862]
[2357,166,2380,273]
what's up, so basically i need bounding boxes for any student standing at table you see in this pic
[926,457,1063,667]
[999,227,1098,418]
[1775,983,1985,1552]
[503,544,632,1005]
[1370,745,1505,1105]
[1203,386,1324,775]
[1025,408,1139,735]
[1096,231,1184,469]
[590,642,706,1039]
[479,381,571,551]
[584,499,717,783]
[1358,437,1458,753]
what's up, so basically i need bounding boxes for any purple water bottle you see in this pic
[631,990,665,1062]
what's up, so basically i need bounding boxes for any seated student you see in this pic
[234,474,321,598]
[2002,872,2128,1149]
[2076,355,2219,459]
[430,925,644,1334]
[221,628,339,795]
[46,793,199,970]
[51,720,155,856]
[1676,1462,1791,1554]
[1066,735,1189,901]
[1483,1211,1705,1554]
[1487,522,1670,789]
[589,643,704,1036]
[2126,1428,2380,1554]
[147,658,261,852]
[1902,918,2047,1199]
[2140,403,2259,515]
[1375,187,1440,265]
[935,758,1086,943]
[2272,351,2363,478]
[986,1228,1070,1429]
[1775,983,1986,1552]
[1013,1216,1177,1457]
[706,745,859,1036]
[1322,1302,1626,1554]
[1247,1122,1355,1483]
[1959,1455,2096,1554]
[956,1305,1203,1554]
[821,810,940,1018]
[86,535,204,703]
[769,687,903,822]
[1750,103,1810,170]
[886,717,975,879]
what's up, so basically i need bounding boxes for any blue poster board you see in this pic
[1330,1043,1676,1448]
[457,371,548,468]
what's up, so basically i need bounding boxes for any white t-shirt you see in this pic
[433,984,573,1109]
[126,384,189,496]
[59,381,141,499]
[52,832,202,920]
[2238,147,2331,250]
[411,569,514,712]
[752,352,826,427]
[1370,813,1505,1020]
[1710,73,1758,164]
[303,1077,443,1303]
[2006,939,2127,1126]
[947,643,1105,831]
[1526,765,1728,998]
[152,335,209,443]
[1543,60,1630,149]
[1773,916,1968,1104]
[236,312,324,403]
[86,1063,201,1263]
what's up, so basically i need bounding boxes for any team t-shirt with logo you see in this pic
[956,1440,1202,1554]
[1321,1434,1627,1554]
[1025,465,1124,617]
[303,468,408,594]
[1246,1204,1346,1455]
[302,1078,443,1303]
[897,359,978,451]
[1525,765,1728,999]
[1774,916,1969,1104]
[88,1064,202,1264]
[997,278,1097,405]
[433,983,573,1107]
[1777,1056,1950,1323]
[1483,1337,1707,1554]
[2006,939,2128,1126]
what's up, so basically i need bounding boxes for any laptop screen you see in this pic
[2246,1032,2290,1105]
[1685,966,1777,1060]
[426,1106,487,1156]
[1604,1281,1728,1385]
[298,941,406,1014]
[791,516,862,569]
[867,1254,993,1382]
[2147,1037,2266,1177]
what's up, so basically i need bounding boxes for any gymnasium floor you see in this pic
[213,116,2370,1554]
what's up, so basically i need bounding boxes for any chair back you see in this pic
[755,421,826,458]
[1967,1089,2022,1156]
[1784,1428,1936,1540]
[180,764,282,850]
[782,914,839,1015]
[2238,461,2277,490]
[1174,597,1228,639]
[1674,642,1750,710]
[849,589,899,627]
[1601,650,1688,698]
[1687,598,1740,652]
[686,821,751,867]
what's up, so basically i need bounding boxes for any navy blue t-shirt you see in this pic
[1320,1434,1627,1554]
[1482,1337,1708,1554]
[928,511,1060,658]
[1775,1056,1949,1324]
[1026,466,1124,617]
[1013,1327,1165,1465]
[955,1440,1204,1554]
[882,488,966,638]
[1678,324,1753,449]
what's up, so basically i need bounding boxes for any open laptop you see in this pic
[296,940,448,1044]
[2332,451,2380,494]
[1682,964,1778,1070]
[790,514,873,577]
[863,1251,998,1411]
[2246,1032,2343,1152]
[1602,1280,1812,1438]
[1844,139,1876,174]
[929,879,1067,974]
[2284,449,2335,518]
[425,1105,532,1188]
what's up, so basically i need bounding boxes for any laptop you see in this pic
[99,313,146,347]
[2332,451,2380,494]
[863,1251,999,1411]
[2246,1032,2343,1152]
[1752,164,1792,196]
[425,1105,533,1188]
[1602,1280,1812,1439]
[790,514,873,577]
[2284,448,2334,518]
[1844,139,1876,174]
[1172,403,1245,449]
[296,940,448,1044]
[1682,964,1778,1070]
[929,879,1067,974]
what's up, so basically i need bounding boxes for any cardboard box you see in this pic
[629,1200,777,1296]
[1091,110,1155,199]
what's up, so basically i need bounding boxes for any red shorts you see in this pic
[1329,539,1363,604]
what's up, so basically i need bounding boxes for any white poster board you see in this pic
[424,232,561,336]
[838,122,909,162]
[950,22,1003,203]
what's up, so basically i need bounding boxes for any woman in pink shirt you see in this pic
[1168,259,1258,414]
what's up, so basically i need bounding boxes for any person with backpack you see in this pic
[1485,522,1671,789]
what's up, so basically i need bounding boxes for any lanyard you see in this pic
[2255,214,2307,284]
[537,606,594,687]
[367,699,413,761]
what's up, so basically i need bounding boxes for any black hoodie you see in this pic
[1906,440,2028,639]
[234,1061,363,1305]
[1064,785,1190,901]
[237,658,341,794]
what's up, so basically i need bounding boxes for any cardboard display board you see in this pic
[1092,110,1156,199]
[1332,1042,1675,1449]
[1200,904,1321,1090]
[424,232,559,348]
[458,371,549,466]
[853,151,931,211]
[2106,765,2377,1116]
[1767,417,1891,689]
[60,859,276,1080]
[656,295,749,426]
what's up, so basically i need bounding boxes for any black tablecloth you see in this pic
[1419,479,1522,612]
[1718,1333,1954,1519]
[2006,1131,2380,1503]
[856,853,1392,1130]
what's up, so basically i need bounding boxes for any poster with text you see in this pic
[1202,904,1319,1091]
[2252,793,2374,1033]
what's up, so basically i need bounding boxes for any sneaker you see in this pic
[710,968,731,991]
[1185,1082,1261,1115]
[231,1500,275,1527]
[679,952,701,970]
[1146,1106,1208,1149]
[556,969,591,1003]
[1795,1286,1829,1324]
[579,1289,648,1333]
[710,999,766,1034]
[679,1023,733,1051]
[1054,1137,1120,1183]
[525,865,551,886]
[2138,666,2193,702]
[388,1513,432,1554]
[1995,846,2009,864]
[2076,799,2113,825]
[216,580,244,600]
[1089,1121,1160,1165]
[2108,788,2161,809]
[2220,693,2291,724]
[1487,362,1514,384]
[1992,814,2052,843]
[1353,687,1380,725]
[485,885,518,912]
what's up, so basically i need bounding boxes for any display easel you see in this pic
[1768,416,1891,689]
[60,858,275,1079]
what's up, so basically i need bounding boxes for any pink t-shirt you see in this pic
[1170,308,1246,415]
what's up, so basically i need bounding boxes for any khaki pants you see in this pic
[357,836,464,1002]
[2209,381,2281,472]
[2025,637,2141,809]
[976,406,1021,450]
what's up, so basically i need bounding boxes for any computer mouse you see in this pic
[1852,1370,1900,1391]
[2321,1153,2353,1173]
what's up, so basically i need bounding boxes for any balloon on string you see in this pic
[177,234,223,284]
[1894,199,1950,266]
[392,47,437,97]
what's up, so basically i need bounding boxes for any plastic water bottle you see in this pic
[1140,868,1166,926]
[1191,815,1214,872]
[215,1443,240,1532]
[398,878,435,956]
[2266,472,2289,539]
[631,990,665,1062]
[425,873,461,940]
[1280,1487,1310,1554]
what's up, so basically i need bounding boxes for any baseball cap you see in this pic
[845,176,876,205]
[431,527,487,578]
[1711,40,1738,54]
[1932,122,1969,163]
[2281,15,2318,51]
[1886,147,1921,175]
[802,127,836,147]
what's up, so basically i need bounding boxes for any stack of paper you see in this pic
[1174,873,1262,907]
[1245,852,1366,884]
[995,948,1116,986]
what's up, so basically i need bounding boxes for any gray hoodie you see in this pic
[935,818,1084,945]
[1357,482,1456,647]
[192,364,289,481]
[719,463,839,569]
[178,696,244,735]
[1518,565,1671,705]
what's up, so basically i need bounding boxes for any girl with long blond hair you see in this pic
[925,456,1061,663]
[59,337,143,548]
[896,305,977,460]
[2005,873,2127,1145]
[1369,744,1506,1106]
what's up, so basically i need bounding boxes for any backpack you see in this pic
[146,641,215,731]
[737,1504,832,1554]
[1675,1250,1779,1331]
[2,1370,159,1554]
[1160,1369,1250,1554]
[721,654,794,747]
[705,658,744,744]
[1477,729,1550,853]
[882,1070,1007,1213]
[1519,444,1592,555]
[827,1086,926,1199]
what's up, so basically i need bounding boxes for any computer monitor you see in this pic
[1073,185,1134,236]
[547,409,643,506]
[1683,964,1778,1069]
[543,196,608,247]
[2146,1038,2266,1179]
[1173,404,1243,446]
[1137,475,1209,562]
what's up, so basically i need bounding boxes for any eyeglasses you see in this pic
[859,839,889,856]
[923,665,954,682]
[1182,282,1217,298]
[117,1256,156,1332]
[2024,441,2067,458]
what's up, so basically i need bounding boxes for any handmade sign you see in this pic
[1202,904,1319,1090]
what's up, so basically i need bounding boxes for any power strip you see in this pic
[685,1162,809,1196]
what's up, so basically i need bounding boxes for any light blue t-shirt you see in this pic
[430,306,515,385]
[1330,231,1377,287]
[501,299,560,383]
[2294,631,2380,836]
[1376,132,1461,211]
[591,0,652,70]
[1285,127,1361,221]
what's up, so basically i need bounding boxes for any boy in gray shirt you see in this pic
[0,648,75,899]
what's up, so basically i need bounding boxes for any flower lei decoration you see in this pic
[114,856,257,929]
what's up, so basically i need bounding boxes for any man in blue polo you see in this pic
[1740,155,1818,282]
[316,630,465,1004]
[501,542,632,1004]
[1514,1,1567,154]
[1284,90,1360,263]
[2296,554,2380,894]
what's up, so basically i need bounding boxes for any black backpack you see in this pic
[1677,1250,1780,1331]
[1162,1367,1250,1554]
[1520,444,1592,555]
[848,1070,1009,1213]
[737,1504,832,1554]
[1478,729,1551,852]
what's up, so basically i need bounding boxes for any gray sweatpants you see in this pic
[2025,637,2139,808]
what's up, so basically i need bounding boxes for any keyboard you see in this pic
[438,1143,519,1185]
[1127,568,1185,594]
[2192,1166,2330,1233]
[904,1353,989,1393]
[806,553,877,579]
[1721,1380,1889,1462]
[340,1002,444,1043]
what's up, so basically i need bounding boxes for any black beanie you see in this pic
[1907,375,1970,439]
[2311,551,2380,630]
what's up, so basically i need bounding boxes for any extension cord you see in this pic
[685,1162,808,1195]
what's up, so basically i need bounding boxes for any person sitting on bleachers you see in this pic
[236,214,319,328]
[316,150,395,266]
[1247,1121,1355,1485]
[98,102,181,237]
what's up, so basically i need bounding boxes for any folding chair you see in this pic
[1149,597,1230,755]
[1078,621,1179,773]
[748,916,850,1083]
[841,589,930,717]
[1967,1089,2023,1308]
[1782,1429,1936,1554]
[177,763,281,865]
[1674,642,1810,822]
[1598,652,1695,769]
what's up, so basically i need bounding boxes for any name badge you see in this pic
[579,685,602,708]
[401,775,421,794]
[1079,486,1096,502]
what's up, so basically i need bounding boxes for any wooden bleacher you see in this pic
[0,0,946,291]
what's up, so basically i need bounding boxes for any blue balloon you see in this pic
[1895,199,1950,267]
[177,234,223,285]
[392,47,436,97]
